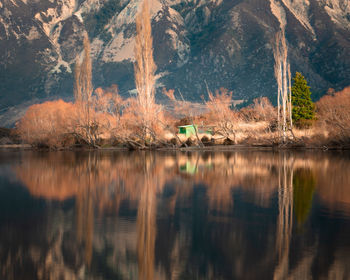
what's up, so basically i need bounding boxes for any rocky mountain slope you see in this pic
[0,0,349,126]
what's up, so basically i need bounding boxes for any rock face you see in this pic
[0,0,349,125]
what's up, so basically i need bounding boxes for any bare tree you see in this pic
[205,88,239,142]
[74,62,82,103]
[134,0,160,142]
[74,34,97,146]
[273,30,293,143]
[240,97,276,123]
[74,35,93,106]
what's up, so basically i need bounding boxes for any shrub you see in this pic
[16,100,76,148]
[240,97,276,122]
[316,86,350,141]
[17,87,124,148]
[204,88,239,138]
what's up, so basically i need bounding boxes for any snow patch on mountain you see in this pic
[281,0,315,36]
[0,17,10,39]
[26,25,41,40]
[166,5,184,25]
[50,56,71,73]
[105,0,161,32]
[270,0,287,30]
[34,0,77,37]
[324,0,350,30]
[99,0,189,64]
[101,31,135,62]
[78,0,106,14]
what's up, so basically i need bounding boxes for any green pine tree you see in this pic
[291,72,315,127]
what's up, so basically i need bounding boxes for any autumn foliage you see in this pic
[16,86,124,148]
[17,100,77,148]
[15,86,350,149]
[316,86,350,141]
[16,86,166,148]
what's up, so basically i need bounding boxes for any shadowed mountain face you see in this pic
[0,0,349,126]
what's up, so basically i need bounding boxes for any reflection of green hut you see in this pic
[178,125,198,138]
[179,161,213,175]
[179,161,197,174]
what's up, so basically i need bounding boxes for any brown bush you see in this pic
[316,86,350,141]
[17,87,124,148]
[16,100,76,148]
[240,97,276,122]
[120,97,165,145]
[16,88,170,149]
[204,88,240,139]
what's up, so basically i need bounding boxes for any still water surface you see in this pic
[0,150,350,280]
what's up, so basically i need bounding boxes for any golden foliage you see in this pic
[16,100,77,148]
[17,88,124,148]
[316,86,350,140]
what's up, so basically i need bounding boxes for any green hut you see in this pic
[178,125,198,137]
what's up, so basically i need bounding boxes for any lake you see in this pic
[0,149,350,279]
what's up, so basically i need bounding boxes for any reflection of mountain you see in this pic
[0,151,349,279]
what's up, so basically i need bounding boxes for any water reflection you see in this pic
[0,150,350,279]
[274,155,294,280]
[293,169,316,226]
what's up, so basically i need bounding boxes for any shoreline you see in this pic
[0,143,348,151]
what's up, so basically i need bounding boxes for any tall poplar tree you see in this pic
[134,0,158,140]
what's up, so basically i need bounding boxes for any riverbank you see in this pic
[0,144,32,149]
[1,141,348,151]
[2,115,350,151]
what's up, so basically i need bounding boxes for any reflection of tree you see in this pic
[137,154,157,280]
[6,150,350,279]
[274,157,317,280]
[12,151,282,279]
[76,154,95,268]
[293,169,315,225]
[274,153,294,280]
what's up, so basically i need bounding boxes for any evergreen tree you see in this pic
[291,72,315,126]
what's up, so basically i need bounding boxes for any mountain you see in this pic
[0,0,349,126]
